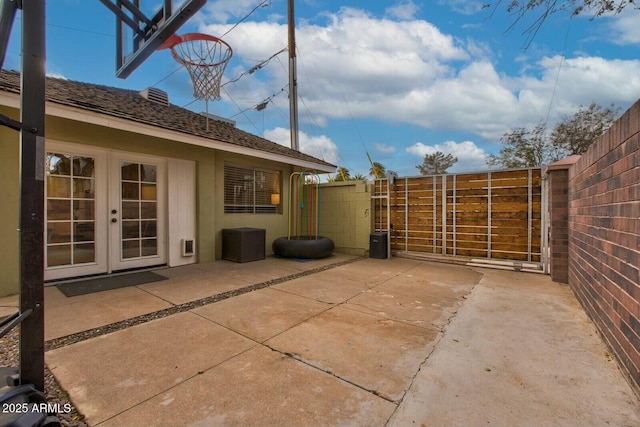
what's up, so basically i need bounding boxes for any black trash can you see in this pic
[369,232,387,259]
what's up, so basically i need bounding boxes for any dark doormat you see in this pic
[56,271,168,297]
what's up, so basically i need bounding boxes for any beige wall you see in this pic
[213,153,298,259]
[319,181,373,256]
[0,109,302,296]
[0,107,21,297]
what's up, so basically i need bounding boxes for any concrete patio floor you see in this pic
[2,254,639,426]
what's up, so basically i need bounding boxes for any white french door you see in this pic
[109,153,166,271]
[45,144,166,280]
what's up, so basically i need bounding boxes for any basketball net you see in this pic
[160,33,233,129]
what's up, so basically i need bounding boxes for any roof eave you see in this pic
[0,92,336,173]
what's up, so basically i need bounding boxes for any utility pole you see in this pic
[287,0,299,151]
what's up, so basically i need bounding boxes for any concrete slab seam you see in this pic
[382,270,486,426]
[44,257,364,352]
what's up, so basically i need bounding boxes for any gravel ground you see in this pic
[0,326,88,426]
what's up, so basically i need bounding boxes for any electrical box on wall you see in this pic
[181,238,195,257]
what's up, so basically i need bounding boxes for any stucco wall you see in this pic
[0,110,299,296]
[319,181,373,256]
[213,153,296,259]
[568,99,640,393]
[0,108,21,297]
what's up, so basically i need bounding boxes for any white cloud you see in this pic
[46,72,67,80]
[439,0,487,15]
[199,6,640,146]
[604,9,640,45]
[406,140,489,172]
[200,0,267,24]
[263,127,339,164]
[375,143,396,154]
[385,1,420,20]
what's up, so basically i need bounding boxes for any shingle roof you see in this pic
[0,70,335,169]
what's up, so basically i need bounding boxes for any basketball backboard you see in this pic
[99,0,206,78]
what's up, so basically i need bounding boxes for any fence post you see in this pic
[546,156,580,283]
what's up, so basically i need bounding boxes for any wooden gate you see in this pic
[373,168,547,272]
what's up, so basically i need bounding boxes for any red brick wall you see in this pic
[568,99,640,393]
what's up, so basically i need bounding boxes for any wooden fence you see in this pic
[374,168,546,269]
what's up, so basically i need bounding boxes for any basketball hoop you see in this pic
[160,33,233,101]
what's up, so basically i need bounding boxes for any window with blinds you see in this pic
[224,164,281,214]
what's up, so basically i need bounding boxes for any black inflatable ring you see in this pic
[272,236,335,259]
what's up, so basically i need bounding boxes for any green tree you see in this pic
[487,103,618,168]
[416,151,458,175]
[487,124,550,168]
[352,173,368,180]
[550,102,618,158]
[369,162,386,179]
[333,166,351,182]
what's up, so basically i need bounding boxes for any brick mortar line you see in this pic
[45,256,363,351]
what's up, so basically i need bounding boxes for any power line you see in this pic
[295,47,355,172]
[222,47,287,88]
[544,19,571,127]
[228,85,288,118]
[222,86,261,133]
[220,0,271,39]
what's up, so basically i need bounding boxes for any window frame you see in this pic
[223,163,282,214]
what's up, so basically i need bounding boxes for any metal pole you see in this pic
[487,172,492,259]
[404,178,408,252]
[0,0,18,69]
[386,178,391,259]
[19,0,46,391]
[441,175,447,255]
[287,0,299,151]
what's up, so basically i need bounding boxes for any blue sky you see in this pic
[4,0,640,177]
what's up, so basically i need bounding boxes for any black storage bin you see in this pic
[222,228,266,263]
[369,232,388,259]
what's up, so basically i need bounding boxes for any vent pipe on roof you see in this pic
[140,87,169,106]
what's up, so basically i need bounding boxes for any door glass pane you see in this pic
[47,200,71,221]
[47,245,71,267]
[141,239,157,256]
[47,153,71,176]
[47,176,70,198]
[73,157,95,177]
[122,240,140,259]
[140,183,156,200]
[122,221,140,239]
[121,182,139,200]
[141,164,156,182]
[121,163,139,181]
[47,222,71,244]
[120,162,158,260]
[74,222,94,242]
[74,178,94,198]
[141,221,157,238]
[122,201,140,219]
[46,152,96,268]
[141,202,156,219]
[74,200,95,221]
[74,243,95,264]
